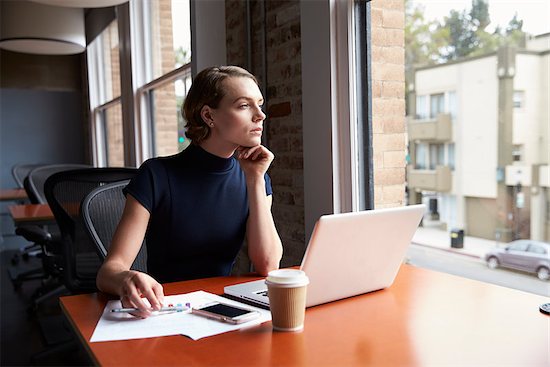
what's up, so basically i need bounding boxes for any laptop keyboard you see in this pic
[255,290,269,297]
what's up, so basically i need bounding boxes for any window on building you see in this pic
[447,143,455,170]
[429,143,445,170]
[416,95,429,120]
[447,91,457,121]
[430,93,445,119]
[415,143,428,169]
[512,144,523,162]
[513,90,525,109]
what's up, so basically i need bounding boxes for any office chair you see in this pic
[10,164,92,291]
[11,163,44,188]
[81,180,147,272]
[44,168,138,294]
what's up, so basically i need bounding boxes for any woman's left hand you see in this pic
[236,145,274,179]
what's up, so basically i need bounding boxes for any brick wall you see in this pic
[226,0,406,272]
[153,0,179,157]
[226,0,305,271]
[105,21,124,167]
[371,0,407,208]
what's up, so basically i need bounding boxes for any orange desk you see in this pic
[8,204,54,224]
[60,265,549,366]
[0,188,27,201]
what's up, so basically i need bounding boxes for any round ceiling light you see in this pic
[0,1,85,55]
[29,0,129,8]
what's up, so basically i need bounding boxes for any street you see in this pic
[406,244,550,297]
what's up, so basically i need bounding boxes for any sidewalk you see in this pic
[411,226,499,259]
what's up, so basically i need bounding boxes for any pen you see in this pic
[110,303,189,313]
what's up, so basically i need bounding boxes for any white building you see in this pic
[407,33,550,242]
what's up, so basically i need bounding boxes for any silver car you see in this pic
[485,240,550,281]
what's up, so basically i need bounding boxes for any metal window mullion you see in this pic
[355,0,374,210]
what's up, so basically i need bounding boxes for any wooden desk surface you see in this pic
[0,188,27,201]
[60,265,549,366]
[8,203,54,224]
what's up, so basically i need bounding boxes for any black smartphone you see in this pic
[192,302,260,324]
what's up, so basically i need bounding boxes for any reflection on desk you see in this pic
[0,188,27,201]
[59,265,549,366]
[8,204,54,225]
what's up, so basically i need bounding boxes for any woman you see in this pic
[96,66,283,318]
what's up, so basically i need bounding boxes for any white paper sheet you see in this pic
[90,290,271,342]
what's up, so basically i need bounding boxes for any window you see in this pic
[402,0,550,296]
[512,144,523,162]
[415,143,428,170]
[528,244,547,255]
[509,241,529,252]
[430,93,444,119]
[447,91,457,121]
[87,19,122,167]
[513,90,524,109]
[447,143,455,170]
[102,101,124,167]
[429,143,444,170]
[133,0,192,160]
[416,95,429,120]
[142,70,192,157]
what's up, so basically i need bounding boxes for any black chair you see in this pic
[11,163,44,188]
[44,168,138,294]
[81,180,147,272]
[10,164,92,290]
[24,164,91,204]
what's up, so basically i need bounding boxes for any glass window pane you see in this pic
[151,70,192,157]
[447,91,457,121]
[90,19,120,104]
[430,93,444,118]
[147,0,191,83]
[415,143,428,169]
[104,102,124,167]
[407,0,550,295]
[447,143,455,170]
[416,95,428,120]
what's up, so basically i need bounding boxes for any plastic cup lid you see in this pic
[265,269,309,286]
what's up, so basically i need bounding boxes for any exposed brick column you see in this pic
[371,0,407,208]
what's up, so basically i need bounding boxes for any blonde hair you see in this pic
[182,66,259,144]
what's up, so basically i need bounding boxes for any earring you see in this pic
[210,123,214,127]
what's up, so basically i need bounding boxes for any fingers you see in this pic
[238,145,273,161]
[120,271,164,318]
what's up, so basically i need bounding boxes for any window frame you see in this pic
[301,0,373,237]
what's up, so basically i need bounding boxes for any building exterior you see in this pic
[407,33,550,242]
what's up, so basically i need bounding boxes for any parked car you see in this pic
[485,240,550,281]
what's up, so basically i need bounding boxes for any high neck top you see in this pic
[181,143,235,172]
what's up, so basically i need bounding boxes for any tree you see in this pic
[406,0,527,65]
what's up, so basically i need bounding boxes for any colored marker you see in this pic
[110,303,189,313]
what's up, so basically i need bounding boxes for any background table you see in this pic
[8,204,54,225]
[60,265,549,366]
[0,188,27,201]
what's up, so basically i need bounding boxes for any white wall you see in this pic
[415,55,498,199]
[514,53,549,164]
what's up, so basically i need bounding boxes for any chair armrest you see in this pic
[15,225,52,243]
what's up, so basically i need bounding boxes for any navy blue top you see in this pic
[124,144,272,283]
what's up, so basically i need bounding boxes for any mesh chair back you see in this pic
[82,180,147,272]
[25,164,91,204]
[12,163,44,188]
[44,168,138,293]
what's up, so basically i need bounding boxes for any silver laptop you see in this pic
[224,204,426,308]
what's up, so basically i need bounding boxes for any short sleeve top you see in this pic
[123,144,272,283]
